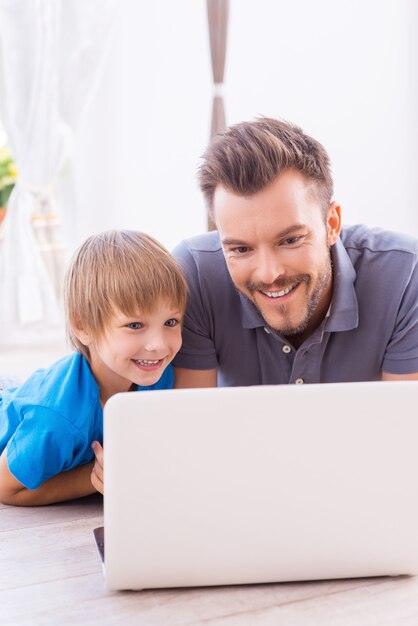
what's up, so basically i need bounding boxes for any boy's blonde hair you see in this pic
[64,230,188,358]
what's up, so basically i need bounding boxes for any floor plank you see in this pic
[0,572,392,626]
[192,576,418,626]
[2,482,418,624]
[0,493,103,531]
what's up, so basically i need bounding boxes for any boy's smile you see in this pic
[132,358,165,371]
[81,302,182,404]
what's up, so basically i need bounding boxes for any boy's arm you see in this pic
[0,449,97,506]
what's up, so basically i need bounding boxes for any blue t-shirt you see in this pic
[0,353,173,489]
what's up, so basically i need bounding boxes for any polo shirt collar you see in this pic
[240,293,265,329]
[326,236,359,332]
[240,236,359,332]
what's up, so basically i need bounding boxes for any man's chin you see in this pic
[265,320,308,336]
[256,308,308,336]
[239,288,308,334]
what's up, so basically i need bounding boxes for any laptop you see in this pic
[95,380,418,591]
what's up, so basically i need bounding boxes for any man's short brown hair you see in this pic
[199,117,333,217]
[64,230,187,358]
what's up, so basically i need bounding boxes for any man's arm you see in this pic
[382,371,418,381]
[0,449,97,506]
[172,239,221,387]
[174,367,217,389]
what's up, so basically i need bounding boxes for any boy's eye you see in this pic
[127,322,142,330]
[165,318,179,327]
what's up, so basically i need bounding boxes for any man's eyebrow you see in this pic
[221,224,307,247]
[221,238,249,246]
[276,224,307,238]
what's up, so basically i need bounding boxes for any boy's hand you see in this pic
[91,441,104,495]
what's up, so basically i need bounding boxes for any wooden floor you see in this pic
[2,495,418,625]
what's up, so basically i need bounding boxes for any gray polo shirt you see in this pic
[173,224,418,385]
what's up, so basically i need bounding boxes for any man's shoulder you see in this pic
[173,230,222,256]
[172,231,228,281]
[341,224,418,257]
[172,231,234,295]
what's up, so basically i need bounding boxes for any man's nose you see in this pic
[254,250,284,286]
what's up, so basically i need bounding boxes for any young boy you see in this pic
[0,230,187,506]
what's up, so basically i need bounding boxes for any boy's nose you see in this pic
[143,332,165,353]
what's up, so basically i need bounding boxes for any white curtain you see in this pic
[0,0,116,347]
[206,0,229,231]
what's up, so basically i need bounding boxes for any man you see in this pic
[173,117,418,387]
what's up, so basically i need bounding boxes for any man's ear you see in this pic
[326,202,342,246]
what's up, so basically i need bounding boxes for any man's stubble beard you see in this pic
[242,249,333,337]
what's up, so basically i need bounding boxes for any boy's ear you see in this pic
[71,323,93,347]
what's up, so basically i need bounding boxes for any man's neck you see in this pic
[282,319,327,349]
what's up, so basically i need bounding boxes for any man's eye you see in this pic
[230,246,250,255]
[165,318,179,327]
[283,236,302,246]
[127,322,142,330]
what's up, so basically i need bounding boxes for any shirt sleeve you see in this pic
[6,405,86,490]
[172,241,219,371]
[382,255,418,374]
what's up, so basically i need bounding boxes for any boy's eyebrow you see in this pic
[116,309,183,321]
[221,224,307,247]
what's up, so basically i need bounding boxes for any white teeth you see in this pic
[134,359,160,366]
[261,284,296,299]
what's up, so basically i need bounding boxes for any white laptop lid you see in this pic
[102,381,418,590]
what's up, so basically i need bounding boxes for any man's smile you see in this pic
[246,276,310,305]
[259,283,299,299]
